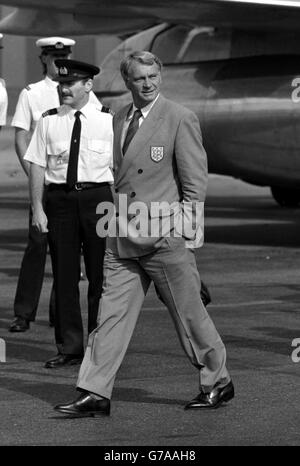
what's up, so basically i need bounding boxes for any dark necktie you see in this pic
[122,109,142,155]
[56,84,63,105]
[66,110,81,188]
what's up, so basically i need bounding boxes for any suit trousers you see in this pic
[14,206,55,322]
[77,235,230,399]
[46,184,113,356]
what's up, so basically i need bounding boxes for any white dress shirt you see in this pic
[24,101,114,185]
[11,75,100,133]
[0,78,7,126]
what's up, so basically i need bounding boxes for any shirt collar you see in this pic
[66,101,92,120]
[127,93,160,120]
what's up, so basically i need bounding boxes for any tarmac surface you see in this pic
[0,127,299,446]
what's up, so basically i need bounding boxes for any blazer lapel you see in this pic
[115,95,166,185]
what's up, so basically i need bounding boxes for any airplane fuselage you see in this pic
[101,55,300,189]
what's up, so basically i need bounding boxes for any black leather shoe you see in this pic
[9,317,30,332]
[185,380,234,410]
[54,393,110,417]
[44,354,83,369]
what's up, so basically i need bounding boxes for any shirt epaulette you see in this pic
[42,108,58,118]
[25,85,31,91]
[101,106,114,115]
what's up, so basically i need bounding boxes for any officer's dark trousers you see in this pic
[14,206,55,322]
[46,183,113,356]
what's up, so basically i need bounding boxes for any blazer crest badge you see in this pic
[150,146,164,162]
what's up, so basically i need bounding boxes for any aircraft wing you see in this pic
[1,0,300,36]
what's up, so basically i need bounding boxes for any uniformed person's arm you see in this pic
[24,117,48,233]
[0,79,8,131]
[11,88,32,175]
[15,128,31,176]
[29,162,48,233]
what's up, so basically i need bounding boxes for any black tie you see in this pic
[56,84,63,105]
[66,111,81,188]
[122,109,142,155]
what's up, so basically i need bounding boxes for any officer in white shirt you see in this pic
[0,78,8,128]
[10,37,100,333]
[25,59,114,368]
[0,34,8,130]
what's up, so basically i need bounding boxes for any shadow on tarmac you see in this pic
[0,149,300,444]
[205,195,300,247]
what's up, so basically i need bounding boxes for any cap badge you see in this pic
[59,66,68,75]
[55,42,64,49]
[150,146,164,162]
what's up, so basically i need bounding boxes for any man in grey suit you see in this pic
[54,51,234,417]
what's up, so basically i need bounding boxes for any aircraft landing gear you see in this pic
[270,186,300,207]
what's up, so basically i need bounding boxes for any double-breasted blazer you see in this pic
[110,94,208,258]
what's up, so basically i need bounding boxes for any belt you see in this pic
[48,182,109,191]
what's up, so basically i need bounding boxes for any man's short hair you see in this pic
[120,51,163,80]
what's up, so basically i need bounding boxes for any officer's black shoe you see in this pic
[9,317,30,332]
[44,354,83,369]
[54,393,110,417]
[184,380,234,410]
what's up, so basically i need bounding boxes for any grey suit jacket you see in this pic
[109,94,208,258]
